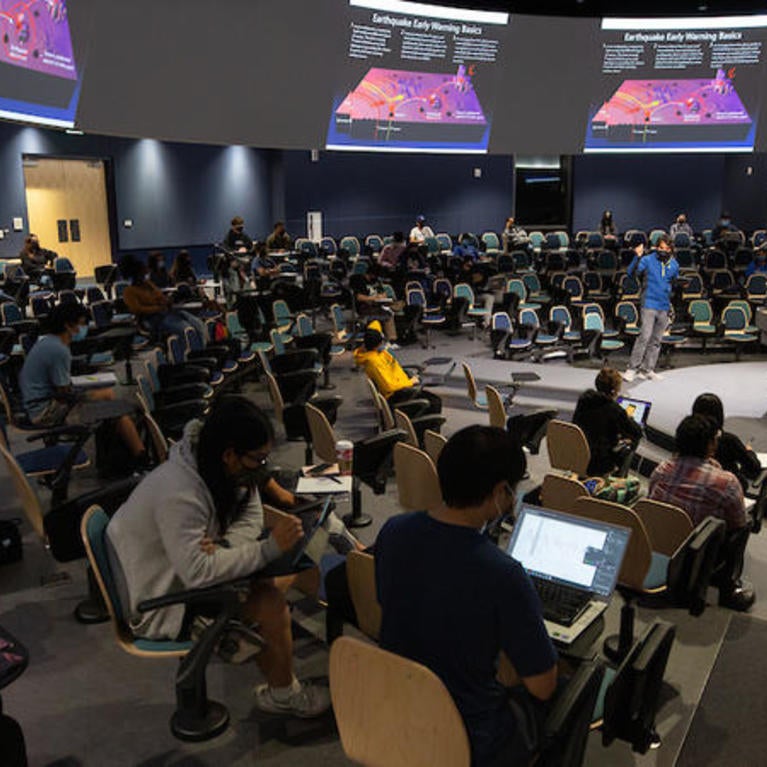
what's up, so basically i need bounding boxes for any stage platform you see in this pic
[394,343,767,457]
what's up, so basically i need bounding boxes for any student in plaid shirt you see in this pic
[649,414,755,612]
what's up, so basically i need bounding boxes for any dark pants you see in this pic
[389,387,442,415]
[712,526,749,594]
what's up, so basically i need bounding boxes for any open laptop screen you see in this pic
[507,505,631,598]
[617,396,652,426]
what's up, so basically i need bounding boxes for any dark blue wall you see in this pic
[571,154,726,234]
[281,150,515,239]
[0,122,276,261]
[721,155,767,232]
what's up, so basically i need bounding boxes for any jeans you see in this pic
[629,307,668,373]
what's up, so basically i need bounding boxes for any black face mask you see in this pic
[232,467,262,488]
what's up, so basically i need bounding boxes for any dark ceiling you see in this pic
[438,1,767,17]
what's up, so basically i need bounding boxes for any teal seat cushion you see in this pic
[602,340,624,351]
[592,666,617,722]
[18,446,88,475]
[643,552,670,591]
[476,393,488,407]
[134,638,193,653]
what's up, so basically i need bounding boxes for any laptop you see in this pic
[505,504,631,645]
[617,395,652,427]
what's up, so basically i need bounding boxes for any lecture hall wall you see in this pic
[2,120,767,263]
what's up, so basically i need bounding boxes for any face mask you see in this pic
[232,467,263,488]
[72,325,88,342]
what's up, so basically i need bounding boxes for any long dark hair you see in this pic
[692,392,724,431]
[196,396,274,533]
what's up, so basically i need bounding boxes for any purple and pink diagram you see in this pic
[591,72,752,130]
[335,66,487,127]
[0,0,76,79]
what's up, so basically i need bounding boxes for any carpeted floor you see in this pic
[676,614,767,767]
[2,328,767,765]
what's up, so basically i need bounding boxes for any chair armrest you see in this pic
[26,424,91,443]
[138,577,252,612]
[155,398,209,418]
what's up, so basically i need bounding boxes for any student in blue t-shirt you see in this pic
[623,233,679,383]
[375,425,558,767]
[19,302,148,466]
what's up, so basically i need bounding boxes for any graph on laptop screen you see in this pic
[509,505,630,598]
[326,0,510,153]
[617,396,651,426]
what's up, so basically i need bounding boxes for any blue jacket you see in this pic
[633,251,679,311]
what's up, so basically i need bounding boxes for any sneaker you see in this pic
[645,370,664,381]
[636,370,649,380]
[719,585,756,612]
[386,342,400,350]
[622,369,636,382]
[254,680,331,718]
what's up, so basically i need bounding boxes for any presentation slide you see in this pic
[585,16,767,153]
[0,0,82,126]
[326,0,510,153]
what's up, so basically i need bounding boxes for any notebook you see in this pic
[505,504,631,645]
[617,395,652,426]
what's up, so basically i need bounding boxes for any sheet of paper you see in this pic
[296,475,353,494]
[756,453,767,468]
[71,372,117,388]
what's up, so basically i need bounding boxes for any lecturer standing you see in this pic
[623,233,679,382]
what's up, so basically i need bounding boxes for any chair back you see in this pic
[423,429,446,464]
[601,621,676,754]
[143,412,169,464]
[330,635,471,767]
[264,372,285,423]
[633,499,693,556]
[0,438,45,538]
[546,420,591,476]
[295,313,313,337]
[538,658,605,767]
[376,390,396,431]
[541,474,589,513]
[80,506,187,657]
[572,497,652,592]
[485,385,506,429]
[491,311,512,332]
[305,402,338,463]
[394,442,442,512]
[269,328,287,355]
[346,550,382,641]
[461,361,482,408]
[394,409,418,447]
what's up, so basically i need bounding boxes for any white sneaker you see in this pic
[254,680,331,718]
[622,369,636,382]
[645,370,664,381]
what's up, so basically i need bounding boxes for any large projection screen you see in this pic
[64,3,767,155]
[584,16,767,153]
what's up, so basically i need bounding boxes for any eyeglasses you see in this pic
[239,451,269,469]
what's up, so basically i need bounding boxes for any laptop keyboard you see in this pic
[534,579,592,627]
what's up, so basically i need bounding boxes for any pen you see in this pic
[325,475,343,485]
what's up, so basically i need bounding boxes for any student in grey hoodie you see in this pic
[107,396,330,718]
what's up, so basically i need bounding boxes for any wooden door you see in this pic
[23,157,111,278]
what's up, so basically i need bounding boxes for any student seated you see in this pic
[353,323,441,414]
[649,414,755,612]
[376,425,558,766]
[19,303,149,468]
[572,367,642,477]
[147,250,171,289]
[350,268,398,342]
[106,397,331,717]
[119,254,207,340]
[692,393,761,491]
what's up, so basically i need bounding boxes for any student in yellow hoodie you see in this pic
[354,321,442,414]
